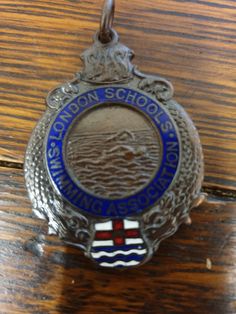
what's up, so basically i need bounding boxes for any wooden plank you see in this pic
[0,166,236,314]
[0,0,236,191]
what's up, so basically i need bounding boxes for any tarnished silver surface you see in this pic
[24,0,204,268]
[65,104,162,199]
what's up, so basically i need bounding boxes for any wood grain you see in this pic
[0,166,236,314]
[0,0,236,191]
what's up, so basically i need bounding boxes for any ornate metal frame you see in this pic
[24,0,204,268]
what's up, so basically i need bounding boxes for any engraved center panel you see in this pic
[65,104,162,199]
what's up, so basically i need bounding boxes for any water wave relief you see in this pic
[67,129,161,198]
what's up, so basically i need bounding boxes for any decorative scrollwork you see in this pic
[142,98,204,250]
[46,77,80,109]
[135,69,174,101]
[24,108,91,251]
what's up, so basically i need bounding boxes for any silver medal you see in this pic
[25,0,204,268]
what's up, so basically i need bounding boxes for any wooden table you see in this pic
[0,1,236,313]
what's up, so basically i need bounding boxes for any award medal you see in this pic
[25,0,204,268]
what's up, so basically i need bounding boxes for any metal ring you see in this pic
[99,0,115,44]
